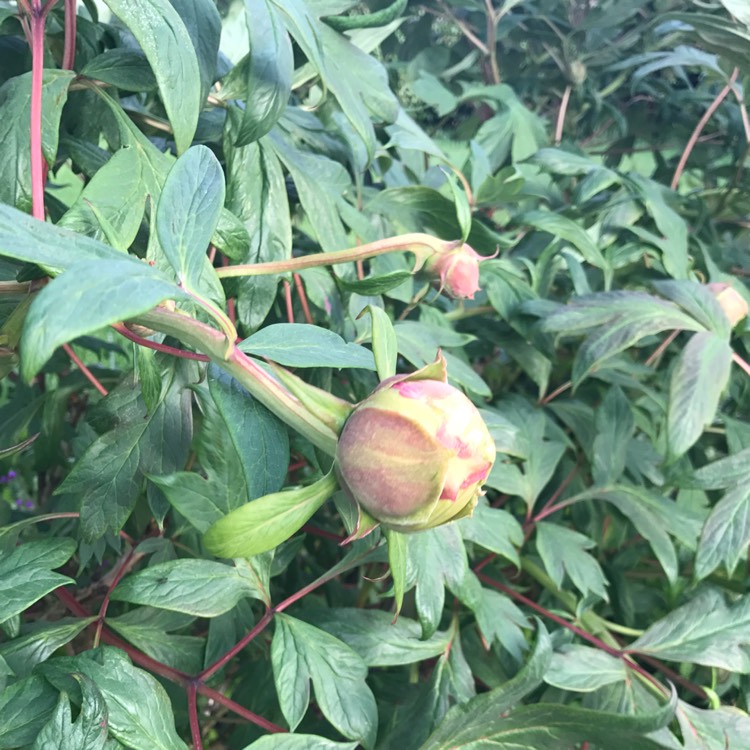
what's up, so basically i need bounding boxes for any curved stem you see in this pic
[215,233,443,279]
[132,307,339,455]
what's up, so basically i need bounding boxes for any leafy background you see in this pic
[1,0,750,748]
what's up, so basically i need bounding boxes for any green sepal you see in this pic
[384,528,409,620]
[268,360,354,435]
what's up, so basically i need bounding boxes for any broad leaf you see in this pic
[155,145,225,292]
[0,674,59,748]
[0,539,75,624]
[271,614,378,747]
[102,0,201,153]
[239,323,376,369]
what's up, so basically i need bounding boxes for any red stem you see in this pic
[283,279,294,323]
[62,0,76,70]
[197,685,285,734]
[293,273,314,325]
[64,343,108,396]
[93,546,136,647]
[187,683,203,749]
[112,323,210,362]
[29,1,48,221]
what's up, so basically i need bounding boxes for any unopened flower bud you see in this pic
[423,242,487,300]
[707,283,749,327]
[335,356,495,532]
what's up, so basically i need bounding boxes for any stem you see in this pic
[64,343,108,396]
[93,546,136,648]
[132,307,339,455]
[215,233,443,279]
[282,279,294,323]
[29,1,48,221]
[732,351,750,378]
[112,323,210,362]
[187,683,203,750]
[555,85,572,145]
[484,0,500,84]
[293,273,314,324]
[671,68,738,191]
[62,0,76,70]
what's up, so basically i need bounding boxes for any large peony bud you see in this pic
[422,242,486,300]
[335,358,496,532]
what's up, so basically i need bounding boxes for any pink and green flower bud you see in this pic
[335,357,496,532]
[707,282,749,327]
[422,242,491,300]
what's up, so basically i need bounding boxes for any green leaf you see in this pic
[0,619,94,678]
[459,500,523,566]
[653,280,731,339]
[688,446,750,490]
[444,169,472,242]
[519,210,608,274]
[384,528,408,617]
[105,608,204,674]
[208,365,289,500]
[408,526,468,639]
[0,674,59,748]
[338,269,414,296]
[268,129,351,251]
[241,737,357,750]
[168,0,221,103]
[695,484,750,579]
[58,146,147,251]
[305,608,451,667]
[19,260,185,380]
[422,623,552,748]
[0,539,75,624]
[592,386,634,485]
[536,522,609,601]
[43,647,188,750]
[631,588,750,672]
[102,0,201,153]
[148,472,225,533]
[544,644,626,692]
[272,614,378,747]
[32,676,108,750]
[203,471,338,558]
[0,70,75,212]
[235,0,292,145]
[224,121,291,329]
[678,702,750,750]
[57,372,193,541]
[156,145,225,291]
[239,323,376,369]
[81,49,157,92]
[358,304,397,380]
[112,559,265,617]
[667,332,732,460]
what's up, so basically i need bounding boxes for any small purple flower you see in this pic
[24,500,33,509]
[7,470,16,480]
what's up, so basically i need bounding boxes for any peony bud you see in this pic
[707,283,749,328]
[423,242,486,300]
[335,356,496,532]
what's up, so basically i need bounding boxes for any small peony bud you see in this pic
[707,283,749,327]
[423,242,486,300]
[335,356,495,532]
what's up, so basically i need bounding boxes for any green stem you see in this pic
[215,233,446,279]
[133,307,339,455]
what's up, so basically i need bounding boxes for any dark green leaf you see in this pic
[235,0,292,145]
[112,559,265,617]
[32,676,108,750]
[241,737,357,750]
[239,323,376,369]
[0,539,75,624]
[695,484,750,579]
[81,49,157,92]
[102,0,201,153]
[19,260,185,380]
[0,674,59,748]
[156,145,225,291]
[632,588,750,672]
[536,522,609,601]
[305,608,451,667]
[544,644,626,692]
[271,614,378,747]
[208,365,289,500]
[592,386,634,486]
[0,70,75,212]
[667,332,732,460]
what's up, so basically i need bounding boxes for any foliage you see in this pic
[1,0,750,747]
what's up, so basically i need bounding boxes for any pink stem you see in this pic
[187,683,203,749]
[62,0,76,70]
